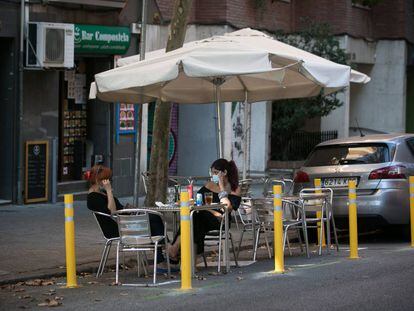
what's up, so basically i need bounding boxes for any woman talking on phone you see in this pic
[86,164,166,263]
[168,158,241,262]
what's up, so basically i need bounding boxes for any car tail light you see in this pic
[368,165,406,180]
[294,170,310,183]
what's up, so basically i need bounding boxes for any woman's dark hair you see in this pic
[211,158,239,191]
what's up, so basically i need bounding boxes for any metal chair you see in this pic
[235,198,260,259]
[299,188,339,255]
[114,209,170,286]
[252,197,307,260]
[92,211,120,278]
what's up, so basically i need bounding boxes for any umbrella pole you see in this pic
[133,0,148,207]
[242,92,248,180]
[214,79,224,159]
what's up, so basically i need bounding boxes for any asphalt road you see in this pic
[1,238,413,311]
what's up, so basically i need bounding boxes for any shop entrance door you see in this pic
[58,57,112,182]
[0,38,16,204]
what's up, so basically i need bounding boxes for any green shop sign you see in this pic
[74,24,130,54]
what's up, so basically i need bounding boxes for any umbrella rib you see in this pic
[236,76,249,103]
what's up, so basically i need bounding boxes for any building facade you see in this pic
[1,0,413,203]
[153,0,414,175]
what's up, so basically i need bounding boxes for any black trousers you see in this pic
[149,214,166,263]
[172,210,221,255]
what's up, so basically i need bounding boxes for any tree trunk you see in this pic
[145,0,192,206]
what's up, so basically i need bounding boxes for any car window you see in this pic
[406,138,414,157]
[305,143,390,167]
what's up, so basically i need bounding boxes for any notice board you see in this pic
[25,140,49,203]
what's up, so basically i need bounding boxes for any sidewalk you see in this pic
[0,197,259,285]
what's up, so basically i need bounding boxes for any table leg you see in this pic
[225,207,230,273]
[190,211,195,277]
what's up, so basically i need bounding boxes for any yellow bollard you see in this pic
[273,185,284,273]
[180,191,192,290]
[314,178,326,247]
[348,180,359,259]
[410,176,414,247]
[64,194,78,288]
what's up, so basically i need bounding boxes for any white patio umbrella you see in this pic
[90,28,370,174]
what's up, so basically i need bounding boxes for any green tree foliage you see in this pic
[271,21,348,160]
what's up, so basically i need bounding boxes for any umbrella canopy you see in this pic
[90,28,370,104]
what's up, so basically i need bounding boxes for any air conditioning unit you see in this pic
[26,22,74,68]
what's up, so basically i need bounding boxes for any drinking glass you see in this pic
[205,192,213,205]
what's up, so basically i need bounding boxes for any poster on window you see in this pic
[119,103,135,131]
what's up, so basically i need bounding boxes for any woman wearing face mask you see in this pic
[168,158,241,262]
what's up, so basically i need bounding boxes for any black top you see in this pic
[87,192,123,239]
[198,186,241,211]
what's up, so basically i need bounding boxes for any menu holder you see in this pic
[25,140,49,203]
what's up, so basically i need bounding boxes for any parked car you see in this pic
[293,133,414,230]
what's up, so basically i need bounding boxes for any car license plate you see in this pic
[321,177,358,188]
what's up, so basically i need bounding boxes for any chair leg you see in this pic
[236,229,245,260]
[115,241,120,285]
[233,211,240,230]
[264,232,272,259]
[318,207,324,256]
[165,245,171,277]
[302,219,310,259]
[153,243,158,285]
[296,227,304,253]
[331,212,340,251]
[253,227,260,261]
[229,233,238,267]
[96,241,109,278]
[202,252,208,268]
[282,227,290,255]
[326,202,331,254]
[218,231,223,273]
[137,252,141,278]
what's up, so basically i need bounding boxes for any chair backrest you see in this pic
[263,178,294,197]
[114,209,151,246]
[93,211,119,240]
[237,199,254,225]
[239,179,253,198]
[299,188,333,212]
[252,198,274,224]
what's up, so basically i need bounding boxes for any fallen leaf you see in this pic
[41,280,55,286]
[25,279,42,286]
[87,281,97,285]
[236,276,244,281]
[38,298,62,307]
